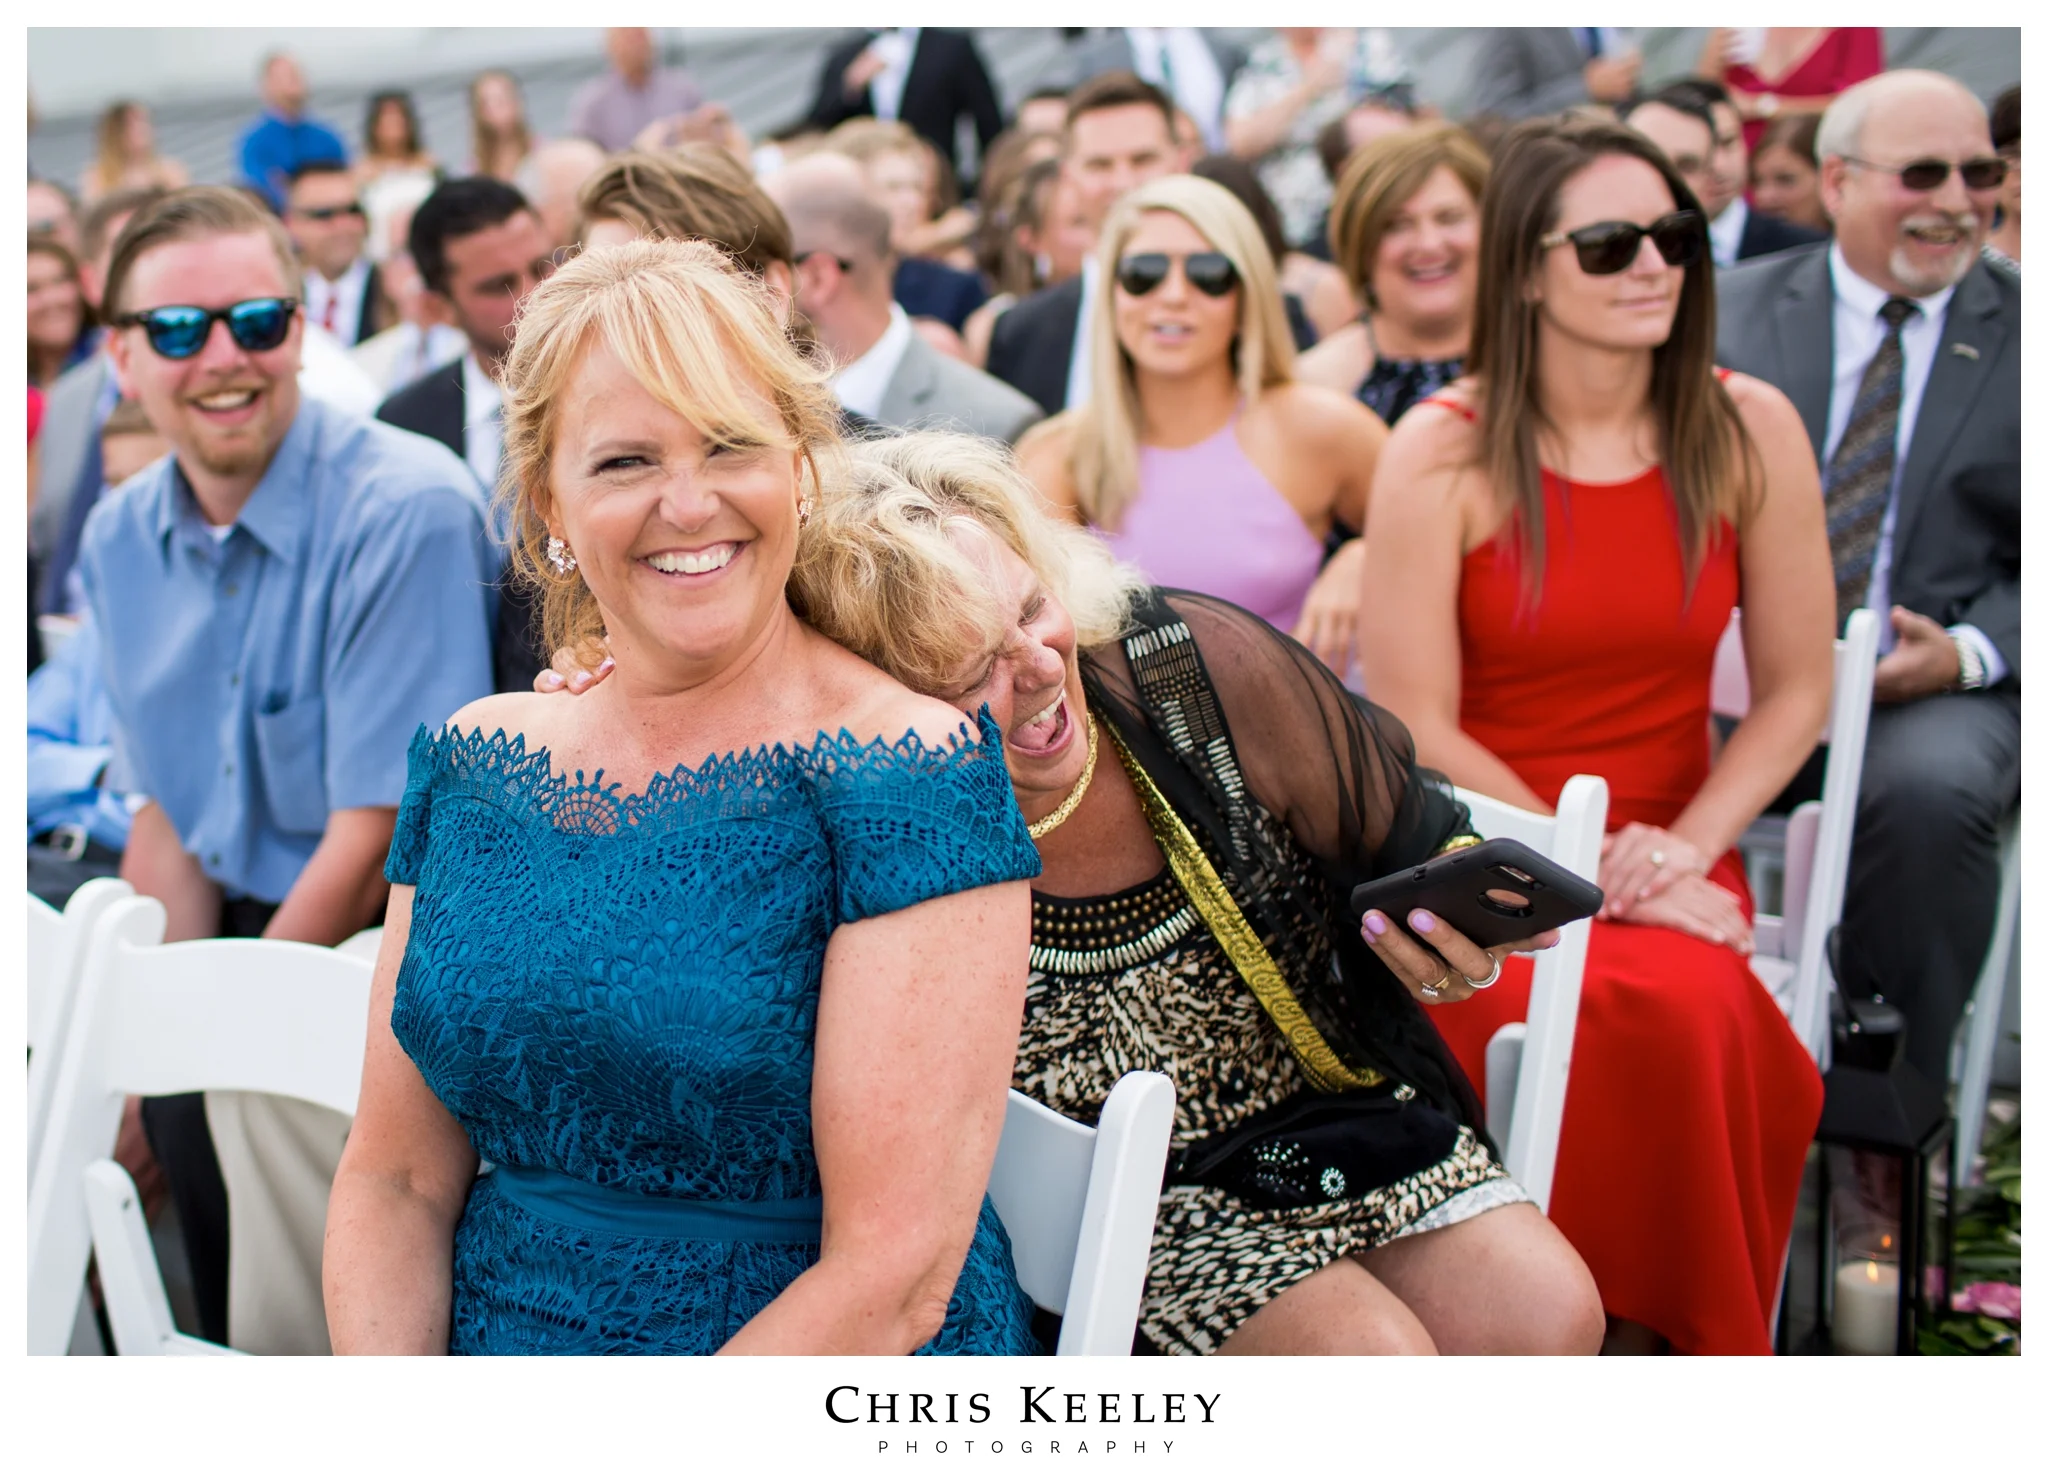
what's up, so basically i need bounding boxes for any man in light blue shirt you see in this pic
[78,184,494,1345]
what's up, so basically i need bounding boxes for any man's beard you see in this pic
[1888,209,1985,295]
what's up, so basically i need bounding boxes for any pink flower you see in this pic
[1953,1282,2022,1321]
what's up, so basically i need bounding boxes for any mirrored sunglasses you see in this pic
[113,298,299,360]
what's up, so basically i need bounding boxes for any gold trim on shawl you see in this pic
[1103,717,1384,1093]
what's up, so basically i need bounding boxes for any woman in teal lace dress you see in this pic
[321,238,1041,1355]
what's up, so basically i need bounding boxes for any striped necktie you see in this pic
[1822,296,1917,632]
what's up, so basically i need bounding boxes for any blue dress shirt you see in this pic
[77,397,497,905]
[27,618,141,850]
[238,111,349,211]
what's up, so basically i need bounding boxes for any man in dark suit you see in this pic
[806,29,1003,192]
[1658,78,1830,264]
[1469,28,1639,122]
[1715,71,2019,1082]
[377,177,556,693]
[282,162,386,349]
[1624,84,1826,266]
[986,73,1192,416]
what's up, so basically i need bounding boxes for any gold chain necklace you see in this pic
[1026,711,1099,840]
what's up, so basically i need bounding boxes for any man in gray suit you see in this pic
[1469,28,1639,121]
[1715,71,2019,1082]
[771,155,1043,445]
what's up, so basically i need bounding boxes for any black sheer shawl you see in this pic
[1080,589,1488,1137]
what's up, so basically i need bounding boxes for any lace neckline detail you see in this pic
[411,706,1001,837]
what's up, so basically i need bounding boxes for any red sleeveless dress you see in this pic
[1422,429,1823,1354]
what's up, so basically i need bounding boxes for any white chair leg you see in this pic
[83,1159,183,1355]
[1952,817,2020,1185]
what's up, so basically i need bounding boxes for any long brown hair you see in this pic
[469,70,532,181]
[1465,115,1755,604]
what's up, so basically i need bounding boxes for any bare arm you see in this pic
[1015,417,1086,527]
[719,877,1032,1354]
[1666,380,1833,860]
[1354,406,1551,813]
[262,805,397,947]
[1287,389,1387,673]
[323,884,478,1354]
[120,801,223,943]
[1224,49,1346,160]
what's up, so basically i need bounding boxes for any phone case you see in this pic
[1349,838,1605,951]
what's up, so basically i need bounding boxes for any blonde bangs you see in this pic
[498,237,842,664]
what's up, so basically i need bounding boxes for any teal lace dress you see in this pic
[384,711,1043,1355]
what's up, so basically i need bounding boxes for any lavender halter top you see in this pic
[1100,415,1326,634]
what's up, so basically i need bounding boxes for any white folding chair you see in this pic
[1452,775,1608,1215]
[27,878,135,1187]
[337,926,386,963]
[1951,811,2020,1184]
[26,895,374,1355]
[986,1070,1175,1355]
[1711,607,1881,1065]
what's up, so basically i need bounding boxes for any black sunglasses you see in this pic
[1540,211,1705,275]
[1115,251,1239,298]
[1842,154,2008,192]
[113,298,300,360]
[295,203,366,222]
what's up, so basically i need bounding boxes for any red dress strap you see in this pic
[1416,394,1477,423]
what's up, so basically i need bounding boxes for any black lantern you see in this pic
[1807,998,1952,1355]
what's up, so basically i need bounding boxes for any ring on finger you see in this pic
[1460,953,1503,990]
[1650,848,1667,868]
[1420,972,1453,1000]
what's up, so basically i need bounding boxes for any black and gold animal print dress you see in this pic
[1015,590,1530,1355]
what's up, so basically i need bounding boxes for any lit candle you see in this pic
[1833,1257,1901,1355]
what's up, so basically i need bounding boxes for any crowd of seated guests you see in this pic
[22,27,2020,1361]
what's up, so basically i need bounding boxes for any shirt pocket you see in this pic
[252,694,329,837]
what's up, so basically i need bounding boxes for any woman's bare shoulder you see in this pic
[439,689,575,746]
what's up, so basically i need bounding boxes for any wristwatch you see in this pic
[1950,631,1988,691]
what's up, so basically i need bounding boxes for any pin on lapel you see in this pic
[1952,343,1980,360]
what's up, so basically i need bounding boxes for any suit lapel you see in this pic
[356,264,382,345]
[880,337,937,428]
[1769,251,1834,449]
[1892,263,2005,560]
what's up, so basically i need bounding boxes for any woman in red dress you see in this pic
[1356,116,1835,1354]
[1703,27,1887,152]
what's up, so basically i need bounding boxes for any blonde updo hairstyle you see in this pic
[498,236,845,664]
[789,432,1144,699]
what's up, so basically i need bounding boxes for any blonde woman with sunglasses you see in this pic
[1018,175,1389,681]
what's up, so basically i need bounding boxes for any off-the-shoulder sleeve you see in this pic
[806,708,1042,925]
[384,725,443,886]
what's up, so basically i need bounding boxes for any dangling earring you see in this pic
[797,494,814,527]
[546,535,577,574]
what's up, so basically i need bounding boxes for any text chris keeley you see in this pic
[826,1388,1220,1426]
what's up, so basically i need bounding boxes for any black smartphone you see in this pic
[1349,838,1605,951]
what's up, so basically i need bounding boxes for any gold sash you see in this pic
[1103,719,1384,1093]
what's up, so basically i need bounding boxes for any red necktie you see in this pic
[321,291,338,334]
